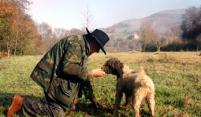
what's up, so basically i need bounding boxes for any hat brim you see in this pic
[86,28,106,54]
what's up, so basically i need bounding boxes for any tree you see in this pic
[181,6,201,50]
[37,22,57,51]
[0,0,41,56]
[53,28,68,39]
[166,26,184,51]
[81,2,94,30]
[140,22,161,51]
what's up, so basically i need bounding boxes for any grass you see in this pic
[0,52,201,117]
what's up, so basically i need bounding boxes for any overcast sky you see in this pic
[28,0,201,30]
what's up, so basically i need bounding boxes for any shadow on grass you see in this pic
[69,102,114,117]
[72,103,152,117]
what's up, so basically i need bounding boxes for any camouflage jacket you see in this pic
[30,35,95,108]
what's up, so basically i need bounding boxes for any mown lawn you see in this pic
[0,52,201,117]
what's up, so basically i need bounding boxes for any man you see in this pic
[7,28,110,117]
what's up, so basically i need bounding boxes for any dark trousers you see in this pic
[19,96,66,117]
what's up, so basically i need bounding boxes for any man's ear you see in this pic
[91,41,100,52]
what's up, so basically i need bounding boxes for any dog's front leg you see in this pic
[114,104,119,116]
[124,95,132,111]
[114,90,123,116]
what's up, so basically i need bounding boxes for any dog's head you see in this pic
[101,58,124,79]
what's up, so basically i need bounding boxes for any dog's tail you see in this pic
[139,66,145,74]
[123,64,133,74]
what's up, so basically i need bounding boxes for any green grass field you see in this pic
[0,52,201,117]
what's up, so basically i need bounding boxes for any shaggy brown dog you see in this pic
[102,58,155,117]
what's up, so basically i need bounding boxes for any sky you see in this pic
[28,0,201,30]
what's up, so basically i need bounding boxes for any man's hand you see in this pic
[89,69,105,77]
[91,100,106,109]
[89,98,105,109]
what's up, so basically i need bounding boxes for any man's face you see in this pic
[89,41,100,55]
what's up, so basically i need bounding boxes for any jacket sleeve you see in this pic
[60,39,88,80]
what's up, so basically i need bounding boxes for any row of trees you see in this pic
[37,22,85,53]
[0,0,93,56]
[105,6,201,52]
[105,25,181,52]
[141,6,201,51]
[139,22,184,52]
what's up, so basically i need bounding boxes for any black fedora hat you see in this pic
[86,28,110,54]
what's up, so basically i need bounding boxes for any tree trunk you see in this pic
[157,46,161,52]
[6,42,10,57]
[196,45,199,51]
[14,39,18,55]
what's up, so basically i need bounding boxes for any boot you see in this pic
[7,95,24,117]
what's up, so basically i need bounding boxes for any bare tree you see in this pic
[81,1,94,30]
[53,28,68,39]
[38,22,56,51]
[140,22,150,51]
[140,22,161,51]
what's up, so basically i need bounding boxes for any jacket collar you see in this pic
[83,35,91,56]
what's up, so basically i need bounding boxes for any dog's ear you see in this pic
[109,58,124,78]
[115,60,124,78]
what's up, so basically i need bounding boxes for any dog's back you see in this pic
[122,67,154,91]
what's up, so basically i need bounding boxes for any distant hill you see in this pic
[104,9,185,40]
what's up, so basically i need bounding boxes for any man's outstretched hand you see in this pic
[89,69,105,77]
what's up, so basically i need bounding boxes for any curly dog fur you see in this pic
[102,58,155,117]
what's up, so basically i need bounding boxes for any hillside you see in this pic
[104,9,185,40]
